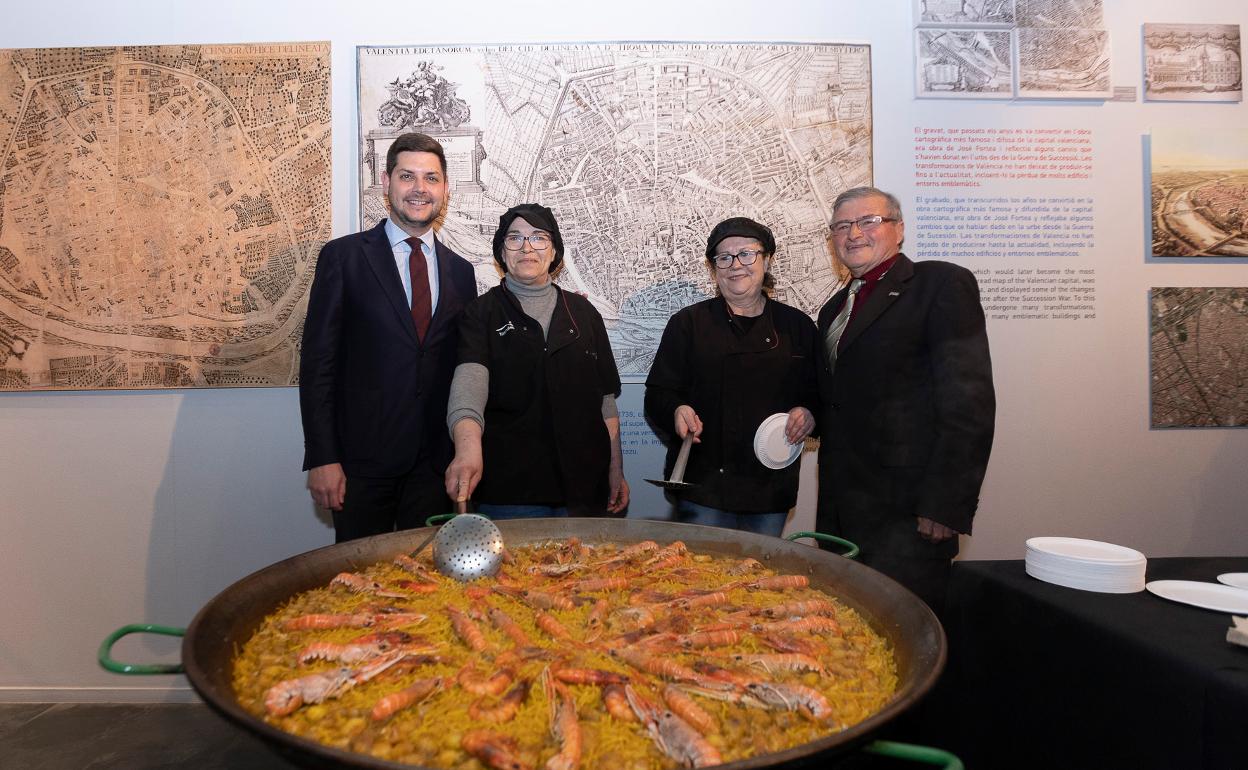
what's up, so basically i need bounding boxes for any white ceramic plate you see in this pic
[1145,580,1248,614]
[1217,573,1248,591]
[753,413,801,470]
[1025,537,1146,564]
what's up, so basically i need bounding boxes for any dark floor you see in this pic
[0,703,938,769]
[0,703,300,770]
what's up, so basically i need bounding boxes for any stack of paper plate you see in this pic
[1024,537,1147,593]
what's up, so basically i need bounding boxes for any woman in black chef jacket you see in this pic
[444,203,629,518]
[644,217,817,536]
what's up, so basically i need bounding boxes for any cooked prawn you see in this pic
[467,679,531,723]
[447,605,489,652]
[543,668,582,770]
[369,675,442,721]
[663,685,718,735]
[461,729,533,770]
[625,685,722,768]
[458,663,516,696]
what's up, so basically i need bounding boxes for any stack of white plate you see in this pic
[1024,537,1147,593]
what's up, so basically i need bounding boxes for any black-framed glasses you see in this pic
[711,249,765,269]
[830,215,898,236]
[503,233,552,251]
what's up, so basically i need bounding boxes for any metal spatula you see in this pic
[646,433,698,492]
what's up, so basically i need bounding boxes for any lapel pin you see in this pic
[496,321,515,337]
[888,291,900,297]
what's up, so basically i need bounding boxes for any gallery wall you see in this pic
[1,0,1245,700]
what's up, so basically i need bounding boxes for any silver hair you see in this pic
[831,186,903,222]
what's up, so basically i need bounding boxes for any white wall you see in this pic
[1,0,1245,701]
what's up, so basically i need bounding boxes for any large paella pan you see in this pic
[108,518,946,769]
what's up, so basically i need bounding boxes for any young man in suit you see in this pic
[299,132,477,542]
[815,186,995,612]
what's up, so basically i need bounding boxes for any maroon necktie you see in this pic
[406,237,432,342]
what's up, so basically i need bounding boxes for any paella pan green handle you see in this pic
[785,531,860,559]
[98,624,186,674]
[864,740,964,769]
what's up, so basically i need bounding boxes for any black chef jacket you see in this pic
[457,283,622,511]
[645,295,818,513]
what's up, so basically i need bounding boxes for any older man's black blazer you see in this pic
[299,220,477,479]
[815,254,994,555]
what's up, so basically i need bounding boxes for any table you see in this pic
[927,557,1248,770]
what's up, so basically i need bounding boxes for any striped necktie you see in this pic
[825,278,865,371]
[406,236,432,342]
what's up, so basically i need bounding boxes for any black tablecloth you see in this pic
[927,557,1248,770]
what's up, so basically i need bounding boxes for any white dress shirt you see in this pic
[385,218,440,312]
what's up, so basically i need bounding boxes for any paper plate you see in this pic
[1145,580,1248,615]
[753,413,801,470]
[1217,573,1248,591]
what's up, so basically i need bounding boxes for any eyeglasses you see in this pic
[830,215,898,236]
[503,233,552,251]
[711,249,765,269]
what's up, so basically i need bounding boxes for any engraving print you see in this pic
[1144,23,1242,103]
[1015,0,1102,29]
[916,0,1016,27]
[1016,27,1111,98]
[916,29,1014,98]
[358,43,872,377]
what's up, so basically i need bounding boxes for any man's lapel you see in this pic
[838,254,914,354]
[425,236,465,344]
[363,219,419,346]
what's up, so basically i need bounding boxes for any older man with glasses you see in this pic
[644,217,818,537]
[815,186,996,614]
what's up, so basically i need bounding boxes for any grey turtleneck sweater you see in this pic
[448,275,618,433]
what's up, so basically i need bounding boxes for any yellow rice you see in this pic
[232,540,898,769]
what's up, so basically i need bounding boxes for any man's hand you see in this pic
[784,406,815,444]
[674,405,703,442]
[308,463,346,511]
[917,516,957,543]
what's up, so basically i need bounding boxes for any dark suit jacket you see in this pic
[299,220,477,479]
[815,254,994,560]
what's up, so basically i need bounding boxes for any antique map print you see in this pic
[1150,128,1248,257]
[914,0,1111,99]
[916,29,1014,98]
[0,43,331,390]
[1151,288,1248,428]
[1015,0,1110,99]
[916,0,1016,27]
[358,43,872,377]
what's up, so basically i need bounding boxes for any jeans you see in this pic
[674,500,788,537]
[475,503,569,520]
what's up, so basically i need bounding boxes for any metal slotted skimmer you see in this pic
[431,513,505,581]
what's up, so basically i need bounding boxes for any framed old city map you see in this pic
[0,42,331,390]
[357,42,872,377]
